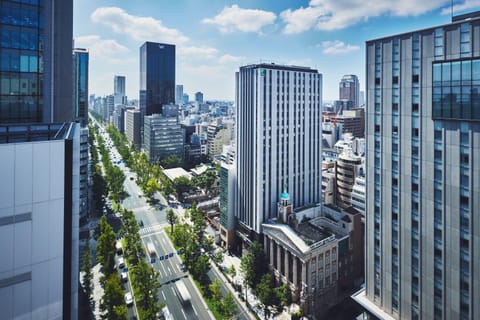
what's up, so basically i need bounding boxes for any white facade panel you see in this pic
[14,143,33,206]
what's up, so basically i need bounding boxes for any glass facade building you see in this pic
[353,12,480,320]
[139,42,175,116]
[73,48,88,126]
[0,0,73,124]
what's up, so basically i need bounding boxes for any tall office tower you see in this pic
[353,12,480,320]
[0,0,73,124]
[114,75,126,105]
[175,85,184,104]
[235,63,323,239]
[139,42,175,116]
[183,93,189,104]
[0,2,79,319]
[339,74,360,108]
[73,48,89,126]
[195,91,204,104]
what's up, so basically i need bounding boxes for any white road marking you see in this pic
[167,266,171,273]
[181,309,187,319]
[192,305,198,316]
[161,291,166,300]
[171,287,176,296]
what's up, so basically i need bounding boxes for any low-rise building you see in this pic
[262,195,363,318]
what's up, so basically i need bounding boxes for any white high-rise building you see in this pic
[175,85,184,105]
[234,63,323,239]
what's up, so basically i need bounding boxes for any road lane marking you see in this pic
[171,287,176,296]
[181,309,186,319]
[192,305,198,316]
[161,291,166,300]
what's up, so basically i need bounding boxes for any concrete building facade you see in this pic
[353,12,480,320]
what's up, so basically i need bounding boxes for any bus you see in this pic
[175,279,191,305]
[146,241,156,257]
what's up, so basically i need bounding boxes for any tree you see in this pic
[274,283,292,311]
[97,216,117,276]
[100,274,126,320]
[144,177,159,199]
[172,176,193,198]
[240,241,267,299]
[132,259,160,318]
[256,274,276,319]
[166,208,177,234]
[105,165,126,202]
[228,265,236,279]
[209,278,222,303]
[161,155,182,169]
[81,242,93,302]
[212,249,224,265]
[240,252,254,301]
[220,292,238,319]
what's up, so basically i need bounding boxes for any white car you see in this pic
[125,292,133,306]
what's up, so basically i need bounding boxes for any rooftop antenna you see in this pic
[451,0,454,21]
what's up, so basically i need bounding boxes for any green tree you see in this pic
[240,241,267,298]
[228,265,236,278]
[220,292,238,319]
[161,179,174,197]
[100,274,126,320]
[209,278,222,303]
[191,254,211,285]
[274,283,292,311]
[166,208,177,234]
[97,216,117,276]
[81,242,94,302]
[172,176,193,198]
[161,155,182,168]
[105,165,126,202]
[256,273,276,319]
[144,177,160,199]
[212,249,224,265]
[133,259,160,318]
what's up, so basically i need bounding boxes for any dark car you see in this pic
[138,220,144,227]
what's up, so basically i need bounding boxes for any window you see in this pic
[432,58,480,120]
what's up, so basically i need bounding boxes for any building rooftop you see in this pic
[163,167,192,182]
[296,218,333,244]
[0,123,74,144]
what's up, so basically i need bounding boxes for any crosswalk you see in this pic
[139,223,168,236]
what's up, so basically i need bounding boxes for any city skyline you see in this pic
[73,0,480,102]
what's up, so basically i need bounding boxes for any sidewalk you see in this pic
[210,256,256,320]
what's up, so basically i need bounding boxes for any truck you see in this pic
[146,241,156,257]
[175,279,191,305]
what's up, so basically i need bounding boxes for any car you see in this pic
[130,176,134,180]
[169,252,174,258]
[125,292,133,306]
[121,271,128,282]
[118,257,125,269]
[164,254,169,260]
[138,220,144,227]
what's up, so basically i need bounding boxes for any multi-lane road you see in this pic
[97,125,212,320]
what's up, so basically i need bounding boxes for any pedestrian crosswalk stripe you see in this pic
[139,223,168,235]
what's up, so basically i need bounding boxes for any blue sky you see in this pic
[73,0,480,102]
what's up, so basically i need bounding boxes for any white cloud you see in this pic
[280,6,325,34]
[441,0,480,15]
[74,35,129,59]
[178,46,219,59]
[281,0,450,33]
[91,7,189,44]
[320,40,360,55]
[202,5,276,33]
[218,54,244,64]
